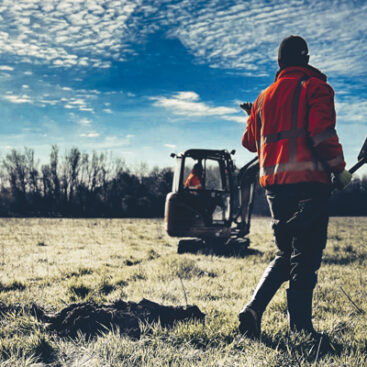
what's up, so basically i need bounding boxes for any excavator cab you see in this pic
[165,149,234,239]
[165,149,259,253]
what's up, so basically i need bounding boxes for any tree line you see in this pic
[0,146,172,217]
[0,146,366,217]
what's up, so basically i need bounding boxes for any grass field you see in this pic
[0,217,366,366]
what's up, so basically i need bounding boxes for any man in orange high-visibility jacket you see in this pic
[239,36,352,339]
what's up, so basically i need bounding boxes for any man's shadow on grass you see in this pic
[177,238,263,258]
[257,332,344,362]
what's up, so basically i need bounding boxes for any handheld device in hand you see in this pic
[240,102,253,116]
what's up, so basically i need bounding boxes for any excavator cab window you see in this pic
[180,155,231,224]
[205,159,223,190]
[183,157,202,190]
[205,158,231,223]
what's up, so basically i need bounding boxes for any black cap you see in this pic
[278,35,309,67]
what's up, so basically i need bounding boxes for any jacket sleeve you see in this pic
[307,80,346,173]
[242,104,258,153]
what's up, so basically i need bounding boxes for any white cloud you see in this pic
[175,91,200,101]
[40,99,58,106]
[151,91,237,117]
[62,96,94,112]
[151,91,244,123]
[335,99,367,124]
[81,132,99,138]
[103,108,112,113]
[3,94,32,104]
[79,117,91,125]
[79,107,94,112]
[68,99,87,106]
[0,65,13,71]
[222,115,246,124]
[164,143,176,149]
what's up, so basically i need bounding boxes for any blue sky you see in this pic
[0,0,366,173]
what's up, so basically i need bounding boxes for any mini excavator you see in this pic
[164,148,259,254]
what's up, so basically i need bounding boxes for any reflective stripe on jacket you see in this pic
[242,65,346,188]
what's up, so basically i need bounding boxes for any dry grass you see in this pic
[0,217,366,366]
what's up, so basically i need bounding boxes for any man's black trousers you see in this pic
[265,183,330,290]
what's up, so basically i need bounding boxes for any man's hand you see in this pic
[333,169,352,189]
[240,102,253,116]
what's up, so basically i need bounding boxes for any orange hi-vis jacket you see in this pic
[184,172,202,189]
[242,66,346,188]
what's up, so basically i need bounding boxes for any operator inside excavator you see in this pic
[184,162,203,190]
[183,161,217,225]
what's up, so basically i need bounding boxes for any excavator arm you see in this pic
[232,156,259,238]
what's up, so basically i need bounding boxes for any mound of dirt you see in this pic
[1,299,205,339]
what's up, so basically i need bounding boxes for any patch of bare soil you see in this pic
[0,299,205,339]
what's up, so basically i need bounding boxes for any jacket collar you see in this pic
[275,65,327,82]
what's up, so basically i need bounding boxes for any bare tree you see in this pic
[50,145,60,201]
[61,147,81,203]
[3,149,27,196]
[25,148,40,195]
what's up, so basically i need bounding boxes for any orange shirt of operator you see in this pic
[184,172,202,190]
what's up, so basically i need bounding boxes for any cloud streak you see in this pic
[335,98,367,124]
[1,82,101,113]
[3,94,32,104]
[0,65,13,71]
[81,132,99,138]
[164,143,176,149]
[151,91,242,122]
